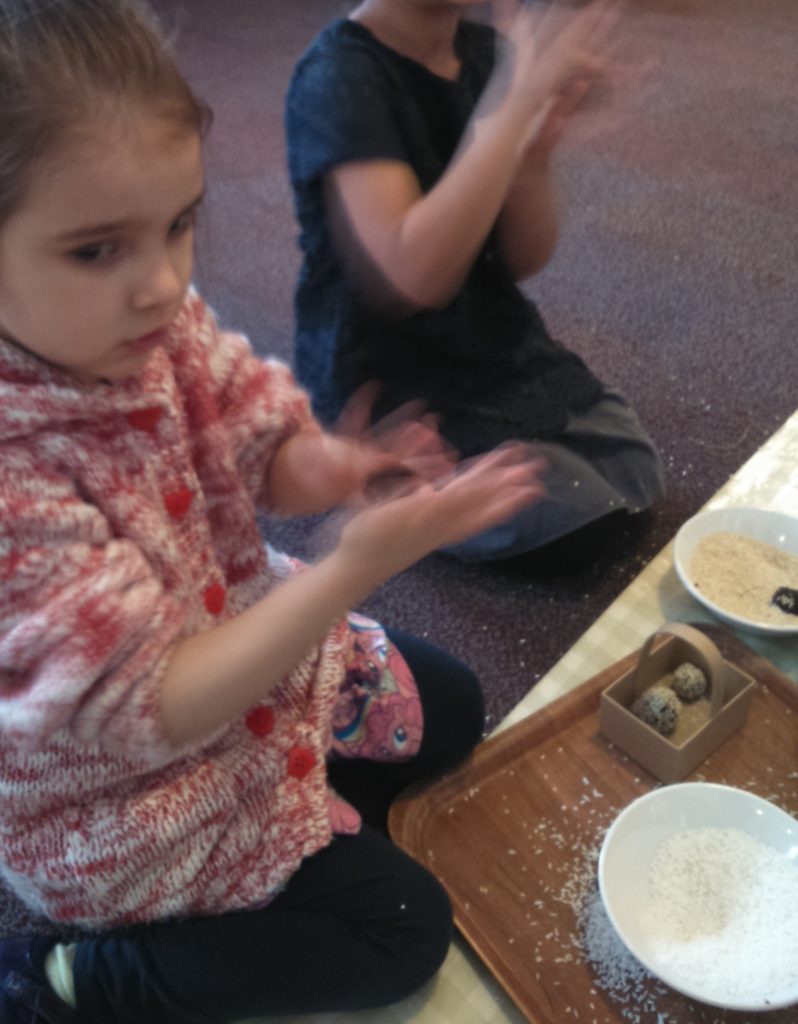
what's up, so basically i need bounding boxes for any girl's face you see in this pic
[0,108,204,383]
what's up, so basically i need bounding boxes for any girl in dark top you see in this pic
[286,0,665,566]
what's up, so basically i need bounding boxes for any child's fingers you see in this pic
[383,415,448,458]
[518,0,616,56]
[586,0,622,51]
[335,385,433,444]
[401,451,458,485]
[433,447,548,529]
[490,0,523,38]
[434,474,546,545]
[370,415,458,482]
[334,386,462,491]
[456,442,548,482]
[338,460,548,571]
[369,397,429,439]
[334,380,381,438]
[548,0,620,64]
[369,402,450,460]
[362,466,424,504]
[503,0,623,136]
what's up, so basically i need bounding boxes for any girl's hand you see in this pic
[268,385,456,516]
[334,382,458,488]
[487,0,618,155]
[335,444,548,579]
[162,444,544,747]
[520,69,599,164]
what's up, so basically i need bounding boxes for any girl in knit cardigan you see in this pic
[0,2,546,1021]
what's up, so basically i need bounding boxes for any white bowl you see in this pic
[673,506,798,636]
[598,783,798,1011]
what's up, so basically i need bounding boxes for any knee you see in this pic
[381,866,453,1003]
[417,663,485,775]
[456,665,486,754]
[627,442,667,512]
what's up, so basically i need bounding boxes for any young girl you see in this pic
[286,0,666,567]
[0,2,546,1021]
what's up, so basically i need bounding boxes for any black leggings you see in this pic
[74,631,484,1023]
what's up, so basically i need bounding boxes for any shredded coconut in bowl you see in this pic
[690,531,798,626]
[639,826,798,1005]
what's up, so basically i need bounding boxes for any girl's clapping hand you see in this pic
[486,0,619,153]
[335,382,458,488]
[335,444,548,578]
[268,383,456,516]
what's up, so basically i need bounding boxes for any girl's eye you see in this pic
[170,208,198,237]
[70,241,119,264]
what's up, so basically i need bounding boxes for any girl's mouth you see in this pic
[125,327,170,352]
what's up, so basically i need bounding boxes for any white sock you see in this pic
[44,942,77,1008]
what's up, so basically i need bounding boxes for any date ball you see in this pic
[671,662,707,702]
[632,685,680,736]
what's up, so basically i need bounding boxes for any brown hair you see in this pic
[0,0,211,226]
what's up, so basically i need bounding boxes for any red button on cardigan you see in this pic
[287,746,316,780]
[245,706,275,737]
[203,582,226,615]
[126,407,162,433]
[163,487,193,519]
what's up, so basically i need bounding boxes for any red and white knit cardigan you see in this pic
[0,292,355,928]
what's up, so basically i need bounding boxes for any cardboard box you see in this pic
[598,623,756,783]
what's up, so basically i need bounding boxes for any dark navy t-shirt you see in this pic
[285,18,602,454]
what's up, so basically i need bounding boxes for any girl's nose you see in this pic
[132,249,185,310]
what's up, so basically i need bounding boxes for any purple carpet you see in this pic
[1,0,796,937]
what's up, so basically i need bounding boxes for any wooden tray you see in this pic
[389,624,798,1024]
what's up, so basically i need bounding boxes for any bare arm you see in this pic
[325,101,529,310]
[159,543,387,746]
[497,70,602,279]
[497,149,560,280]
[159,446,547,746]
[326,1,615,309]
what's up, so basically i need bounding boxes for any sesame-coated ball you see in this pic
[671,662,708,702]
[632,685,680,736]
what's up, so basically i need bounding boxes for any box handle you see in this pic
[636,623,727,717]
